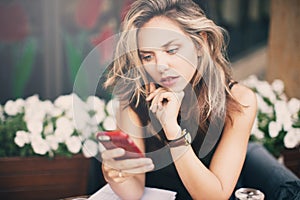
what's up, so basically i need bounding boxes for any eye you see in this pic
[166,47,179,55]
[140,54,153,62]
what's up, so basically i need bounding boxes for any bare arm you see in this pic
[148,83,257,199]
[170,85,257,199]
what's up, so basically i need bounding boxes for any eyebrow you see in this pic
[139,39,179,53]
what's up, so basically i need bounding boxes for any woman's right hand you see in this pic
[101,148,154,183]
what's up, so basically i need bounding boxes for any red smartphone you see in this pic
[97,130,144,160]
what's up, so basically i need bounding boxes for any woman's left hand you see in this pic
[146,82,184,139]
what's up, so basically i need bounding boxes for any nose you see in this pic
[156,52,169,73]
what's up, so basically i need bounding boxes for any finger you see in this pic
[107,169,129,183]
[150,102,158,113]
[149,88,168,112]
[103,157,153,172]
[146,86,167,101]
[146,82,156,101]
[102,163,113,172]
[117,158,153,169]
[101,148,125,160]
[151,91,169,110]
[108,169,126,178]
[123,163,155,174]
[149,82,156,93]
[106,163,154,177]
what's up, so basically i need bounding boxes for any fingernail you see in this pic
[158,104,162,110]
[117,148,125,154]
[145,159,152,164]
[147,164,154,170]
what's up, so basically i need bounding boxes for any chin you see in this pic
[169,85,186,93]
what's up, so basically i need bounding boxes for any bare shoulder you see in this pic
[223,83,257,137]
[230,83,257,108]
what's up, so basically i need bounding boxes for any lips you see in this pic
[160,76,179,87]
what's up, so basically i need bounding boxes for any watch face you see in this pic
[185,132,192,145]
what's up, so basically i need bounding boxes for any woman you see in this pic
[101,0,257,199]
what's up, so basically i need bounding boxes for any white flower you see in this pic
[73,108,90,132]
[72,93,88,112]
[243,76,300,156]
[24,99,47,123]
[98,142,106,153]
[54,128,67,143]
[256,94,273,115]
[284,128,300,149]
[271,79,284,95]
[106,99,119,117]
[268,121,282,138]
[14,131,30,147]
[86,96,105,112]
[88,116,99,127]
[24,95,47,122]
[42,100,63,117]
[103,116,117,130]
[54,94,73,111]
[44,122,54,135]
[45,135,59,151]
[15,98,25,107]
[256,81,277,103]
[82,139,98,158]
[65,136,82,154]
[64,109,74,119]
[56,116,74,135]
[26,120,43,135]
[54,127,74,143]
[80,126,95,140]
[274,100,292,131]
[4,100,20,116]
[30,135,50,155]
[94,109,106,124]
[54,117,74,142]
[1,93,122,158]
[288,98,300,115]
[253,129,265,140]
[241,75,258,89]
[71,94,89,130]
[86,96,107,124]
[25,94,39,105]
[251,118,264,140]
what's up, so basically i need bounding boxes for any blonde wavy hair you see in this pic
[105,0,240,125]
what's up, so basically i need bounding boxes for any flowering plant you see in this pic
[242,75,300,158]
[0,93,117,158]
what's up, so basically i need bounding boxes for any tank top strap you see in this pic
[228,80,238,90]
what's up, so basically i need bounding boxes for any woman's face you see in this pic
[138,16,198,92]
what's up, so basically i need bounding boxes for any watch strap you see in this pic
[167,129,192,148]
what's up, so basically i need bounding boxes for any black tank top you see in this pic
[132,81,238,200]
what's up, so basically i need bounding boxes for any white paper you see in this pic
[88,184,177,200]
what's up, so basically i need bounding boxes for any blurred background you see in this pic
[0,0,299,198]
[0,0,272,104]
